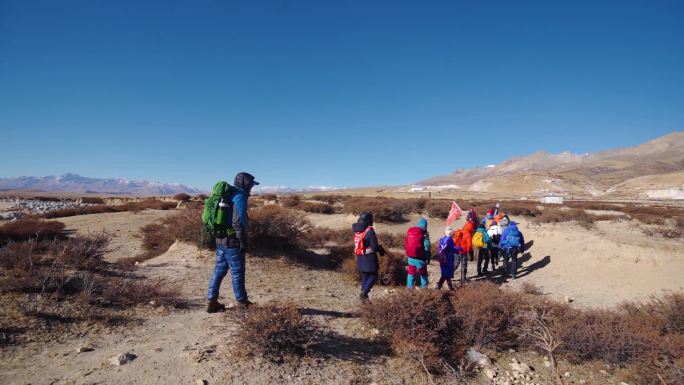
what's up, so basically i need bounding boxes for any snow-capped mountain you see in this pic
[0,173,204,196]
[253,185,343,195]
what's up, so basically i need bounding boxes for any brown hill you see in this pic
[418,131,684,199]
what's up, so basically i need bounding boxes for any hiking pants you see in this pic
[476,248,491,275]
[436,277,454,290]
[407,257,429,288]
[207,243,247,302]
[360,272,378,297]
[503,247,519,279]
[489,247,500,269]
[453,253,468,283]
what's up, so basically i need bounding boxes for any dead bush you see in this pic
[40,200,175,219]
[80,197,105,204]
[259,193,278,202]
[450,282,524,350]
[281,195,301,208]
[136,206,203,261]
[297,202,335,214]
[249,206,312,252]
[309,194,347,204]
[378,251,407,286]
[424,200,451,219]
[173,193,191,202]
[0,219,65,243]
[99,277,183,308]
[342,197,409,223]
[362,289,464,372]
[233,303,321,360]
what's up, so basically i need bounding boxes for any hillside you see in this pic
[418,132,684,199]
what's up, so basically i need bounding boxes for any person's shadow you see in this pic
[515,255,551,279]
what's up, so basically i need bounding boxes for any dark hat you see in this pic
[234,172,259,191]
[358,212,374,227]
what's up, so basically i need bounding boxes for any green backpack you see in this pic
[199,181,236,247]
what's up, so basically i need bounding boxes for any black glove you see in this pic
[377,245,386,256]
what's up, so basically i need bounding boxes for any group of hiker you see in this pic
[201,172,527,311]
[352,203,526,299]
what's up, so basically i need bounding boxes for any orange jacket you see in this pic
[459,221,476,253]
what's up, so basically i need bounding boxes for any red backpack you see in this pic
[354,226,372,256]
[405,226,426,258]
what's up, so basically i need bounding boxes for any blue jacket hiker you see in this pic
[435,227,462,290]
[353,212,384,300]
[206,172,259,313]
[406,217,431,289]
[499,221,525,279]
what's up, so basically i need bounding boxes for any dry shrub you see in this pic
[520,281,543,295]
[378,251,407,286]
[195,193,208,200]
[309,194,347,204]
[99,277,183,308]
[81,197,105,204]
[534,207,619,229]
[259,193,278,202]
[342,197,409,223]
[0,219,65,243]
[424,200,451,219]
[297,202,335,214]
[362,289,464,372]
[451,282,523,350]
[281,195,301,208]
[40,199,176,219]
[249,206,312,252]
[172,193,191,202]
[136,207,203,261]
[233,303,320,360]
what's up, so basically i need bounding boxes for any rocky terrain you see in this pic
[0,197,93,220]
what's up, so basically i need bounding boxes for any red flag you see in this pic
[446,201,463,226]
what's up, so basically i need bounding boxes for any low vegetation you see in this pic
[362,283,683,384]
[232,303,321,361]
[0,219,66,243]
[38,199,176,219]
[0,231,183,345]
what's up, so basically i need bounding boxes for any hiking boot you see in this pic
[206,299,226,313]
[236,299,253,309]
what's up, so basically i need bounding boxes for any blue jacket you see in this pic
[231,187,249,244]
[416,218,431,257]
[500,222,525,251]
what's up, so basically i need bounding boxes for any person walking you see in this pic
[406,217,431,289]
[435,227,461,290]
[451,229,468,284]
[487,220,503,270]
[206,172,259,313]
[499,220,526,279]
[353,212,384,300]
[461,212,476,261]
[474,223,492,276]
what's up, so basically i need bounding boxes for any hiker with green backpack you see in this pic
[205,172,259,313]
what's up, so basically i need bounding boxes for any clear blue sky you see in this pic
[1,1,683,188]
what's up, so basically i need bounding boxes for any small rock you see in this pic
[579,380,586,384]
[564,372,571,377]
[148,301,156,306]
[511,357,519,364]
[195,380,207,385]
[502,381,511,385]
[371,328,380,335]
[109,352,137,366]
[76,346,93,353]
[485,368,497,379]
[466,348,492,367]
[599,370,608,375]
[620,383,629,385]
[543,361,551,368]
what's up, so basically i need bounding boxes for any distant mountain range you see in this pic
[253,185,342,195]
[417,132,684,199]
[0,174,204,196]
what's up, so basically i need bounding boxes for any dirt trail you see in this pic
[2,209,678,384]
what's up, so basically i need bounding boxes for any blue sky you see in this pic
[1,1,683,188]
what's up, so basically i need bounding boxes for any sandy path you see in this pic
[56,209,176,261]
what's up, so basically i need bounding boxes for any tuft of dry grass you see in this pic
[0,219,66,243]
[39,199,176,219]
[232,303,321,360]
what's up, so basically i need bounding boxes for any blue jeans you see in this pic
[360,272,377,297]
[207,244,247,302]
